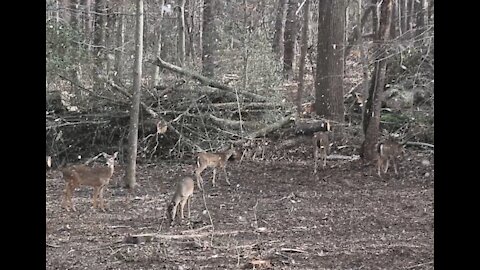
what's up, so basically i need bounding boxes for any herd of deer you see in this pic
[52,123,405,226]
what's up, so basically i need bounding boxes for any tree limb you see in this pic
[152,57,267,101]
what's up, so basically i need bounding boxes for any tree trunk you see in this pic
[390,0,397,39]
[361,0,393,161]
[153,0,166,87]
[81,0,92,52]
[357,0,369,124]
[273,0,287,61]
[315,0,346,123]
[427,0,434,24]
[202,0,216,77]
[114,0,125,84]
[105,3,115,80]
[125,0,144,189]
[93,0,106,92]
[185,0,195,60]
[283,0,297,79]
[400,0,407,34]
[297,0,309,118]
[177,0,187,66]
[406,0,414,31]
[415,0,426,42]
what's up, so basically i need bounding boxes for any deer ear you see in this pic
[112,152,118,158]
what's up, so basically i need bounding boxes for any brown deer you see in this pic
[195,145,239,190]
[61,152,118,212]
[377,140,404,177]
[166,176,195,226]
[313,131,330,174]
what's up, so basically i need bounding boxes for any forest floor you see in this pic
[46,146,434,270]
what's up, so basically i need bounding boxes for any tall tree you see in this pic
[296,0,309,118]
[314,0,346,123]
[153,0,166,87]
[81,0,92,52]
[273,0,287,61]
[415,0,426,41]
[283,0,298,79]
[361,0,393,161]
[177,0,187,66]
[202,0,216,77]
[93,0,106,91]
[114,0,125,84]
[125,0,144,189]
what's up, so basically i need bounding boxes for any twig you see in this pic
[46,243,60,248]
[404,260,434,269]
[280,248,307,253]
[405,141,434,149]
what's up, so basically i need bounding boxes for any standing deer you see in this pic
[377,140,405,177]
[61,152,118,212]
[166,176,195,226]
[195,145,239,190]
[313,131,330,174]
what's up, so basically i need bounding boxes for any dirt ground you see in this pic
[46,148,434,270]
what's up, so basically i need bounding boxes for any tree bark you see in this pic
[296,0,309,118]
[125,0,144,189]
[93,0,106,92]
[415,0,426,43]
[202,0,216,77]
[114,0,125,84]
[283,0,298,79]
[177,0,187,66]
[153,0,166,87]
[361,0,393,161]
[315,0,346,123]
[273,0,287,61]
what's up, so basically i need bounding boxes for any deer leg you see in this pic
[393,158,398,175]
[377,158,383,177]
[187,196,191,220]
[195,167,205,190]
[99,186,106,211]
[180,199,188,224]
[322,150,327,168]
[384,159,390,173]
[212,168,217,187]
[170,203,178,224]
[313,147,318,175]
[62,183,70,211]
[223,166,231,185]
[92,187,100,209]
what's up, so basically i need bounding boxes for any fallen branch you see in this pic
[247,113,295,139]
[128,230,244,240]
[152,57,267,101]
[405,141,434,149]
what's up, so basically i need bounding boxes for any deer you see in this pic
[377,140,405,177]
[60,152,118,212]
[166,176,195,226]
[313,131,330,174]
[195,145,239,190]
[312,121,331,174]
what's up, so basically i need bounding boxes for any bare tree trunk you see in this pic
[361,0,393,161]
[390,0,397,39]
[125,0,144,189]
[185,0,195,60]
[400,0,407,34]
[202,0,216,77]
[177,0,186,66]
[314,0,346,123]
[153,0,166,86]
[357,0,369,124]
[296,0,309,118]
[283,0,297,79]
[93,0,106,92]
[406,0,414,31]
[105,3,115,80]
[415,0,426,41]
[273,0,287,61]
[81,0,92,52]
[114,0,125,84]
[427,0,434,24]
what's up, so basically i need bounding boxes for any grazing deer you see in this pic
[166,176,195,226]
[313,131,330,174]
[195,145,238,190]
[377,140,404,177]
[61,152,118,212]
